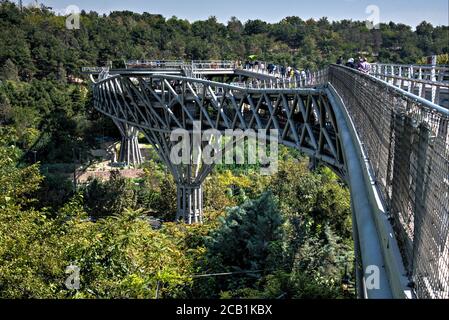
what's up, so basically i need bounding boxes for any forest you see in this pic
[0,1,447,299]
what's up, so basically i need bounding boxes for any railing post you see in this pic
[430,56,437,104]
[408,66,413,92]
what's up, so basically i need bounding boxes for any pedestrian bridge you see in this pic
[87,61,449,300]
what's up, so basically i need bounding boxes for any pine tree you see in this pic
[0,59,19,81]
[207,192,284,273]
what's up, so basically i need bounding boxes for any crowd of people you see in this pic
[336,56,372,73]
[230,56,373,89]
[243,60,314,84]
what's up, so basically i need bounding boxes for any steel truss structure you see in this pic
[93,73,344,222]
[90,62,449,300]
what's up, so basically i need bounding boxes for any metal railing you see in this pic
[234,67,327,89]
[125,60,237,71]
[125,60,185,69]
[371,74,449,107]
[85,61,327,90]
[241,64,293,79]
[326,64,449,299]
[82,66,109,73]
[191,60,236,70]
[370,63,449,107]
[371,63,449,82]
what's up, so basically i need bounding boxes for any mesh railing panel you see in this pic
[327,65,449,299]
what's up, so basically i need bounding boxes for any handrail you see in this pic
[82,66,109,73]
[371,73,449,87]
[192,61,236,70]
[332,64,449,116]
[370,63,449,85]
[372,62,449,71]
[125,60,186,69]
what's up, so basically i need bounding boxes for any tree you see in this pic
[0,59,19,81]
[0,136,43,209]
[416,21,435,55]
[59,209,194,299]
[227,17,243,36]
[244,20,269,35]
[0,92,12,124]
[154,174,177,221]
[83,170,137,219]
[204,193,284,294]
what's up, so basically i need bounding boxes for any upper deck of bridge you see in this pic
[82,60,301,81]
[82,60,449,104]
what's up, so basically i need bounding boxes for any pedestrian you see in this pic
[281,65,286,78]
[346,58,356,69]
[289,68,295,78]
[357,57,371,74]
[294,69,301,86]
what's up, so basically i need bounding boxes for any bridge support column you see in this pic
[113,120,143,166]
[139,128,213,225]
[177,184,203,224]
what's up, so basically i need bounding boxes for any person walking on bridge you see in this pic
[346,58,356,69]
[289,68,295,79]
[254,60,259,72]
[294,69,301,86]
[357,57,371,74]
[280,65,286,78]
[287,66,292,76]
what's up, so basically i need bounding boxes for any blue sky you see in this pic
[23,0,449,28]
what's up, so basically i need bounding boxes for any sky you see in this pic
[22,0,449,28]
